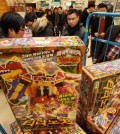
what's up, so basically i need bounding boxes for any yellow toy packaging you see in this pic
[0,36,85,133]
[76,59,120,134]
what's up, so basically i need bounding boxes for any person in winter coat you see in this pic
[46,9,54,25]
[62,9,85,40]
[0,11,25,38]
[25,12,54,37]
[90,3,113,60]
[93,25,120,63]
[80,3,95,27]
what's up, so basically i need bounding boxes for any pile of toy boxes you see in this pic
[76,59,120,134]
[0,36,119,134]
[0,36,86,134]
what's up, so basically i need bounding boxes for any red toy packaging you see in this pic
[0,36,84,133]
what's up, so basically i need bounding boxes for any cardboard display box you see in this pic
[0,36,84,132]
[105,110,120,134]
[76,59,120,134]
[10,121,86,134]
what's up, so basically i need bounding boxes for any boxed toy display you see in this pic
[105,110,120,134]
[76,59,120,134]
[0,36,84,133]
[10,121,86,134]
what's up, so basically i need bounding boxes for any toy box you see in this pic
[105,110,120,134]
[10,121,86,134]
[0,36,84,132]
[76,59,120,133]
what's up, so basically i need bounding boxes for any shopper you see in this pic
[62,9,85,40]
[55,6,65,36]
[90,3,113,61]
[93,25,120,63]
[81,3,95,27]
[0,11,25,38]
[25,12,54,37]
[46,9,54,25]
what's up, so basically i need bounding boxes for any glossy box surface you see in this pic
[0,36,84,132]
[76,59,120,134]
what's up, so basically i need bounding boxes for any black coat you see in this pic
[33,22,54,37]
[81,9,89,27]
[91,15,113,36]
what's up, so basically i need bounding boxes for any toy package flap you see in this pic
[0,36,84,53]
[83,59,120,81]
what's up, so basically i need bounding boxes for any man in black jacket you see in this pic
[62,9,85,41]
[94,25,120,63]
[90,3,113,61]
[81,3,95,27]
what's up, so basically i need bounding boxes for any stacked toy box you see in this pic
[0,36,85,133]
[76,59,120,134]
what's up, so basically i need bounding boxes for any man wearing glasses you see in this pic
[0,12,25,38]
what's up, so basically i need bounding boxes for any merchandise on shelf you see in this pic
[10,121,86,134]
[0,36,84,132]
[105,110,120,134]
[76,59,120,134]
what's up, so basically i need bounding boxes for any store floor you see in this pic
[0,49,92,133]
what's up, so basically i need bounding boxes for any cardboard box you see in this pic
[76,59,120,133]
[10,121,86,134]
[105,110,120,134]
[0,36,84,132]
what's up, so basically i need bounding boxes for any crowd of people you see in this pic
[0,3,119,63]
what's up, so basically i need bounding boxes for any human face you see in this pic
[26,21,33,29]
[8,27,25,38]
[67,13,79,27]
[26,19,37,30]
[48,11,52,15]
[98,7,107,12]
[58,8,62,14]
[90,7,95,12]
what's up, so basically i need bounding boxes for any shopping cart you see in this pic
[83,12,120,65]
[0,124,7,134]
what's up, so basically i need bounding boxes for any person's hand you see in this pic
[93,58,98,64]
[99,32,105,37]
[94,32,99,37]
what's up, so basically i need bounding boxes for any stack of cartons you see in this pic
[76,59,120,134]
[0,36,86,133]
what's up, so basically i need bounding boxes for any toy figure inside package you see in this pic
[0,36,84,132]
[76,59,120,134]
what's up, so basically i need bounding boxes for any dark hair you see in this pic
[47,9,52,15]
[97,3,107,9]
[54,7,58,10]
[88,3,95,8]
[58,6,62,10]
[69,5,73,9]
[25,12,37,23]
[0,11,25,36]
[67,9,79,16]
